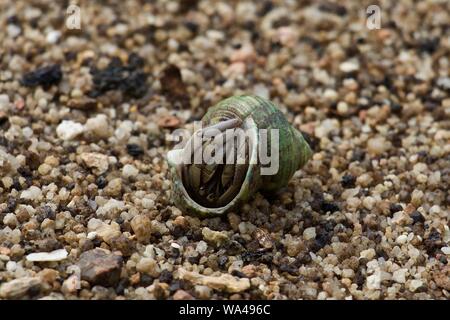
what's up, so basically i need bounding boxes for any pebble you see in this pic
[241,265,257,278]
[367,137,389,155]
[61,274,81,294]
[77,248,123,287]
[122,164,139,179]
[408,279,423,292]
[396,234,408,245]
[80,152,109,174]
[359,248,376,260]
[96,199,125,218]
[38,163,52,175]
[26,249,68,262]
[366,274,381,290]
[104,178,123,197]
[178,268,250,293]
[253,84,270,100]
[303,227,316,240]
[392,269,408,284]
[56,120,85,140]
[136,257,161,277]
[130,215,152,243]
[196,241,208,254]
[46,30,61,44]
[20,186,43,201]
[339,59,359,73]
[0,277,42,299]
[7,24,21,38]
[173,289,194,300]
[433,267,450,290]
[194,285,212,299]
[87,218,121,244]
[85,114,110,139]
[202,227,229,246]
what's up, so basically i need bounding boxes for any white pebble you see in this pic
[3,213,18,228]
[56,120,85,140]
[303,227,316,240]
[366,274,381,290]
[362,197,376,210]
[396,234,408,244]
[253,84,270,100]
[141,198,155,209]
[196,241,208,254]
[7,25,21,38]
[408,279,423,292]
[20,186,43,201]
[122,164,139,179]
[46,30,61,43]
[6,261,17,272]
[392,268,408,283]
[85,114,110,139]
[339,59,359,73]
[429,205,441,215]
[26,249,68,262]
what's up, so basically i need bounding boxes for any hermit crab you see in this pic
[167,95,312,217]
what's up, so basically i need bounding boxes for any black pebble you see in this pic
[294,253,312,266]
[187,255,200,264]
[7,15,20,25]
[171,247,180,259]
[183,21,199,34]
[126,144,144,157]
[320,201,339,214]
[341,174,356,188]
[171,225,184,238]
[17,166,33,178]
[351,149,366,162]
[418,38,439,54]
[96,176,107,189]
[389,203,403,214]
[218,255,228,269]
[6,197,17,212]
[42,205,56,220]
[279,263,298,275]
[390,103,403,115]
[21,64,62,88]
[318,2,347,16]
[139,274,154,287]
[159,270,173,283]
[410,211,425,224]
[115,278,129,295]
[89,55,147,98]
[231,270,247,278]
[259,1,274,16]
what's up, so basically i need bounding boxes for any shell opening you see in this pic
[172,118,258,212]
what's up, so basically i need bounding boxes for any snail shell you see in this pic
[167,95,312,217]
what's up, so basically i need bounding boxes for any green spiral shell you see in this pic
[167,95,313,217]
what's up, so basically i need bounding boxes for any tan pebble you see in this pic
[130,215,152,243]
[173,289,194,300]
[241,265,256,278]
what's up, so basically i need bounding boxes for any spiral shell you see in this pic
[167,95,312,217]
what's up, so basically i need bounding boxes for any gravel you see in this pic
[0,0,448,300]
